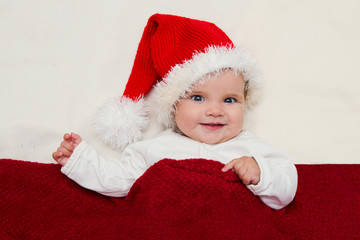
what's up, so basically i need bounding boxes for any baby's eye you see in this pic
[191,95,204,101]
[224,97,236,103]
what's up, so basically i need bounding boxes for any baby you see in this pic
[53,14,297,210]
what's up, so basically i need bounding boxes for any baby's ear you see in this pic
[244,81,249,100]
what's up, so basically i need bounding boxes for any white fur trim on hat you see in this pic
[152,46,264,128]
[94,97,149,150]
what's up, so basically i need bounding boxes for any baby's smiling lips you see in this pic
[200,123,225,130]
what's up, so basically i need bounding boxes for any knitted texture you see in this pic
[1,158,359,239]
[123,14,233,100]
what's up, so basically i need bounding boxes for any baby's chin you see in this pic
[197,133,241,145]
[176,126,243,144]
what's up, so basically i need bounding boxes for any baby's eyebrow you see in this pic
[227,93,244,98]
[185,90,204,96]
[190,91,203,95]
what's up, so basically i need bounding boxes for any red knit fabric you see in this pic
[1,158,359,239]
[123,14,233,100]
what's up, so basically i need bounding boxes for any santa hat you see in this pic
[94,13,263,150]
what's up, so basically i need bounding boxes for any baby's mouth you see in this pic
[200,123,225,129]
[201,123,224,126]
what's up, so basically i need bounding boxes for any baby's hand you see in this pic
[52,133,82,166]
[222,156,260,185]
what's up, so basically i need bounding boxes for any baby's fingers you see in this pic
[221,160,235,172]
[61,140,74,152]
[52,150,69,166]
[57,146,72,158]
[63,133,71,141]
[52,151,63,161]
[70,132,82,146]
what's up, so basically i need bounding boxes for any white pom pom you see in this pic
[94,97,149,150]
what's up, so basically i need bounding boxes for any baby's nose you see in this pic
[205,103,224,117]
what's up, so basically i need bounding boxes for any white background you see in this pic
[1,0,359,164]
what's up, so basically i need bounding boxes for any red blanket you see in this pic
[0,158,359,239]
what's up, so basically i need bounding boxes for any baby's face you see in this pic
[175,70,245,144]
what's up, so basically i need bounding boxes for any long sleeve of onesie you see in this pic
[246,139,298,210]
[61,141,148,197]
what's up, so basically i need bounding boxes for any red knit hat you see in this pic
[95,13,263,150]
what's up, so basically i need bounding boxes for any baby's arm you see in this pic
[222,157,260,185]
[60,139,148,197]
[223,153,297,210]
[52,133,82,166]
